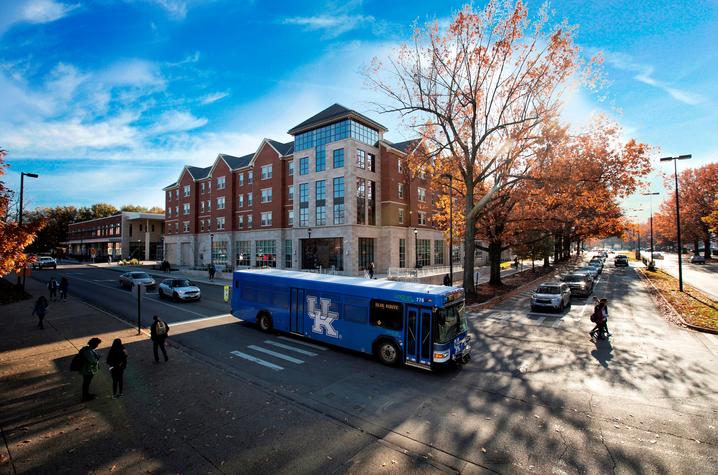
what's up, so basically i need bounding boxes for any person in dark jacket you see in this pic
[48,277,58,301]
[80,337,101,402]
[443,274,452,286]
[59,277,69,301]
[32,296,49,329]
[208,263,216,281]
[106,338,128,398]
[150,315,170,362]
[368,262,375,279]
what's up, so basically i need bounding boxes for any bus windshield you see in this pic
[434,302,467,344]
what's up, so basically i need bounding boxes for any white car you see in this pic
[119,272,156,290]
[158,279,201,301]
[530,282,572,312]
[33,256,57,269]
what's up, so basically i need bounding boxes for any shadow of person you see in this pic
[591,339,614,368]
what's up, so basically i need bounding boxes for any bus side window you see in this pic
[370,299,403,331]
[345,304,366,323]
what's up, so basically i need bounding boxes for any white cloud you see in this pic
[283,15,375,39]
[148,0,187,19]
[0,0,79,35]
[200,91,229,105]
[99,59,165,88]
[148,110,207,135]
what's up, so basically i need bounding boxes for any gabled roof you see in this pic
[287,103,388,136]
[267,139,294,156]
[220,152,254,170]
[162,181,178,190]
[186,166,212,180]
[382,138,422,155]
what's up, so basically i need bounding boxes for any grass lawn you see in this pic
[639,268,718,332]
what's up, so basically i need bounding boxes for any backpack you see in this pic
[155,321,167,336]
[70,348,85,372]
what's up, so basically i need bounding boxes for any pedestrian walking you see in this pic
[208,263,216,281]
[150,315,170,362]
[106,338,128,398]
[79,337,101,402]
[32,296,49,329]
[368,262,375,279]
[48,277,58,301]
[59,277,69,301]
[443,274,452,286]
[600,298,611,338]
[589,299,606,340]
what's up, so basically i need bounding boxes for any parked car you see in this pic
[652,252,664,259]
[614,255,629,267]
[587,262,603,275]
[32,256,57,269]
[158,279,201,301]
[119,272,156,290]
[561,273,593,297]
[577,266,599,280]
[530,282,572,312]
[690,255,706,264]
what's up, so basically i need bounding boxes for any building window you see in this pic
[315,180,326,201]
[299,183,309,203]
[217,196,225,209]
[316,206,326,226]
[175,190,179,199]
[200,220,204,232]
[398,208,404,224]
[398,183,405,199]
[288,185,294,201]
[206,200,211,211]
[332,177,345,225]
[434,240,445,265]
[367,180,376,225]
[183,221,189,233]
[201,183,205,194]
[208,181,211,192]
[248,171,253,184]
[183,185,190,197]
[174,206,178,216]
[167,191,171,201]
[183,203,190,215]
[367,153,375,172]
[299,182,309,227]
[200,201,205,213]
[236,241,251,266]
[238,215,244,227]
[288,161,294,177]
[419,168,426,180]
[418,187,426,202]
[418,211,427,225]
[333,148,344,168]
[333,177,344,200]
[255,240,277,268]
[356,178,366,225]
[333,203,345,224]
[247,214,253,228]
[299,157,309,175]
[356,149,365,169]
[285,239,292,268]
[316,148,326,172]
[299,208,309,227]
[288,210,294,227]
[211,241,228,265]
[358,238,375,271]
[217,176,226,190]
[261,188,272,203]
[217,217,225,230]
[175,223,178,233]
[417,239,430,267]
[261,165,272,180]
[261,211,273,227]
[238,194,244,207]
[398,159,403,174]
[239,173,244,186]
[399,239,406,268]
[247,193,253,207]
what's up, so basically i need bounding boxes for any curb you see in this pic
[636,267,718,335]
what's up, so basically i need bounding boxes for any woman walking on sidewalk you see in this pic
[32,296,48,329]
[106,338,128,398]
[80,337,101,402]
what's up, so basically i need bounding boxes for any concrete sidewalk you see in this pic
[0,278,453,474]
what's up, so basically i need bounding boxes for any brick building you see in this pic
[67,212,165,261]
[162,104,451,275]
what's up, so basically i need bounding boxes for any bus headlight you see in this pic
[433,351,450,362]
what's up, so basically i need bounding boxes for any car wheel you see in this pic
[158,289,164,299]
[530,305,537,312]
[376,340,401,366]
[173,292,179,302]
[257,313,272,332]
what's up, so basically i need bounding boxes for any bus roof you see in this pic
[234,269,461,300]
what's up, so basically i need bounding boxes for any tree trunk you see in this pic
[704,237,711,259]
[488,240,503,286]
[463,214,477,296]
[543,254,550,267]
[553,233,561,263]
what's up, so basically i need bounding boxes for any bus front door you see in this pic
[289,288,305,335]
[405,306,433,366]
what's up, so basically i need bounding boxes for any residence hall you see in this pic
[162,103,451,276]
[66,212,165,261]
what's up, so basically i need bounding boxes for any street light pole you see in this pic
[413,228,419,269]
[210,233,214,266]
[19,172,39,290]
[660,154,691,292]
[642,192,660,263]
[441,174,454,284]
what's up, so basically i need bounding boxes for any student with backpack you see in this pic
[48,277,58,301]
[106,338,128,398]
[150,315,170,362]
[71,337,102,402]
[589,300,607,340]
[32,296,49,329]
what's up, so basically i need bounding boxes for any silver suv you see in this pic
[530,282,572,312]
[561,273,593,297]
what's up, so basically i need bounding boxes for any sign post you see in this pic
[132,283,143,334]
[223,285,230,303]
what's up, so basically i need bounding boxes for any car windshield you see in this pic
[580,267,595,273]
[434,302,467,344]
[131,272,150,279]
[173,280,191,287]
[536,286,561,294]
[563,275,584,282]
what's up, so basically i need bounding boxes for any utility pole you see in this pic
[18,172,39,290]
[442,174,454,284]
[660,154,692,291]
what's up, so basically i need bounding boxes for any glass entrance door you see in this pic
[405,306,432,365]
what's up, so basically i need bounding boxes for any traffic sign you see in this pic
[223,285,230,303]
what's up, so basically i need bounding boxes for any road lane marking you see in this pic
[552,319,563,328]
[264,340,318,356]
[277,335,328,350]
[248,345,304,364]
[535,316,546,325]
[171,314,233,326]
[230,350,283,371]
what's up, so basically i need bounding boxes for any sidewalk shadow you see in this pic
[590,338,614,368]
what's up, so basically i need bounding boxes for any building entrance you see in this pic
[301,238,343,271]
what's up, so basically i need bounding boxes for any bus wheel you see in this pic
[257,313,273,332]
[376,340,400,366]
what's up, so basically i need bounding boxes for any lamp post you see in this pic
[641,192,660,263]
[210,233,214,266]
[19,172,39,290]
[307,227,312,239]
[413,228,419,269]
[441,173,454,284]
[660,154,691,292]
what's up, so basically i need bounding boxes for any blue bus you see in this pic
[230,269,471,368]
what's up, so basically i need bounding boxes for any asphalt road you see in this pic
[646,251,718,301]
[29,261,718,473]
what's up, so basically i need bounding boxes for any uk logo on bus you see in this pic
[307,296,340,338]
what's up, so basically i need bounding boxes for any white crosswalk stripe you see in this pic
[264,340,318,356]
[230,336,327,371]
[277,335,328,350]
[230,350,284,371]
[248,345,305,364]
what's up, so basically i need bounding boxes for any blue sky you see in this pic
[1,0,716,221]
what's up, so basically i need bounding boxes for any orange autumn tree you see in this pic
[0,149,45,277]
[368,1,595,294]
